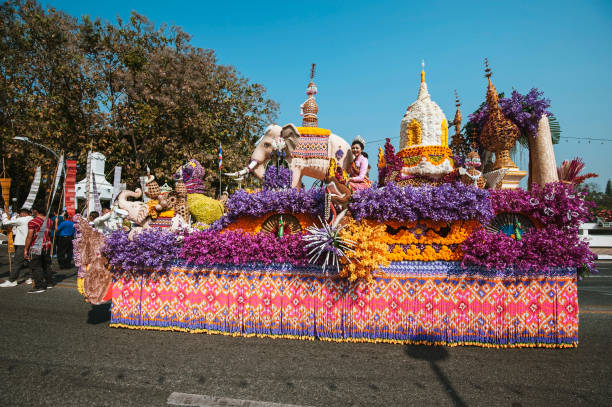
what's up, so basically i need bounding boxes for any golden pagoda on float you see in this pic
[397,62,454,180]
[479,59,526,189]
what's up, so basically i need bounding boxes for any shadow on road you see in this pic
[404,345,467,407]
[87,303,111,324]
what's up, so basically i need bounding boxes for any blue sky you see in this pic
[49,0,612,189]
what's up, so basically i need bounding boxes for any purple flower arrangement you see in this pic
[489,182,594,230]
[224,187,325,219]
[349,182,493,223]
[461,183,597,275]
[263,164,292,190]
[102,229,181,271]
[461,227,596,274]
[378,138,404,182]
[467,88,553,142]
[180,229,309,267]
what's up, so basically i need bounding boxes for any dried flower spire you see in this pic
[300,63,319,127]
[453,89,462,131]
[450,90,469,159]
[480,58,520,169]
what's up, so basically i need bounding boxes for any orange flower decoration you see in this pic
[338,219,390,282]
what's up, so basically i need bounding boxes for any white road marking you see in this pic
[167,392,313,407]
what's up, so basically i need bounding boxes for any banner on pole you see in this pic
[22,167,41,210]
[0,178,10,209]
[32,155,63,255]
[64,159,77,217]
[91,170,102,214]
[112,166,122,203]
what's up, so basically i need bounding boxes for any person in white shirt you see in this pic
[91,206,128,234]
[0,207,34,287]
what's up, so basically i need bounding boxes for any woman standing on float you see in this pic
[348,136,372,191]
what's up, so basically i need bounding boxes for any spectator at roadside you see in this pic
[50,210,63,258]
[24,205,54,294]
[92,206,112,233]
[56,214,75,269]
[0,207,33,287]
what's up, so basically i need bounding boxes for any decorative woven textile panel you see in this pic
[291,134,329,161]
[110,262,578,348]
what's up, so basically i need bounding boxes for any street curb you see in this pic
[167,392,312,407]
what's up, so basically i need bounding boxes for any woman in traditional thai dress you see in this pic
[348,136,372,191]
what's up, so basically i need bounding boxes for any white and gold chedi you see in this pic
[398,63,454,179]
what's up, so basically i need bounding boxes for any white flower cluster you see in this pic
[271,138,286,151]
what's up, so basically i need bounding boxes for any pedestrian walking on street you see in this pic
[50,210,63,258]
[56,213,75,269]
[0,207,33,287]
[23,205,54,294]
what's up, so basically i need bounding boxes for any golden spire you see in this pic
[480,58,520,169]
[420,59,425,83]
[484,58,499,112]
[449,90,469,158]
[300,63,319,127]
[453,90,462,132]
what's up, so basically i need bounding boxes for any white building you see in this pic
[75,152,115,212]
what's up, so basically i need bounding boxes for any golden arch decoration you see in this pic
[406,119,422,146]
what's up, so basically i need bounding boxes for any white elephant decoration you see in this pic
[226,124,353,189]
[116,188,149,225]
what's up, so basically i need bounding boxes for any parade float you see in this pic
[74,63,596,348]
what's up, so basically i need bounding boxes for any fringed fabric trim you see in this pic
[109,323,577,348]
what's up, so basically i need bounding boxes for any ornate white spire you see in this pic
[400,64,448,149]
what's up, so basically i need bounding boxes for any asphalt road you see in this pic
[0,250,610,406]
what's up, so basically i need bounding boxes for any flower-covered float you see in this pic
[75,64,596,348]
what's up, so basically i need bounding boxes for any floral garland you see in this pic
[338,219,390,282]
[381,219,478,262]
[396,145,453,167]
[387,244,460,262]
[296,127,331,136]
[349,182,493,224]
[180,229,309,267]
[102,229,181,271]
[224,188,325,220]
[379,220,479,245]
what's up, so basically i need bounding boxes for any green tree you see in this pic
[0,0,278,204]
[606,179,612,196]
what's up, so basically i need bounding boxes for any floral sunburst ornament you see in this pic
[302,217,355,273]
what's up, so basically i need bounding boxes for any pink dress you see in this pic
[348,154,372,191]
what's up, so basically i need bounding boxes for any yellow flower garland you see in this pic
[338,219,390,282]
[377,220,479,262]
[296,127,331,136]
[380,219,480,245]
[397,145,453,167]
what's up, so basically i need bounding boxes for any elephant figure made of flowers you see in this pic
[225,124,353,189]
